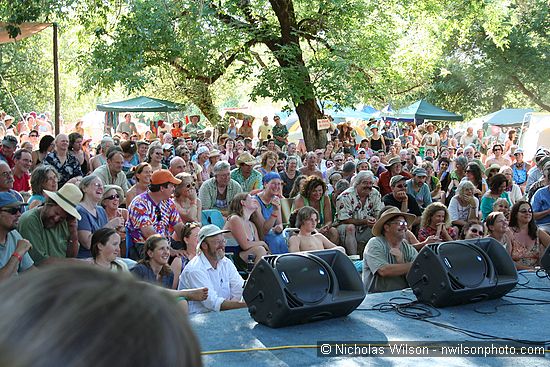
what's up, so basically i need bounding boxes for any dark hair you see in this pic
[38,135,55,154]
[90,228,118,259]
[106,146,123,160]
[438,157,450,168]
[295,206,319,228]
[180,222,201,251]
[14,148,31,161]
[300,176,326,200]
[488,173,507,192]
[466,162,483,186]
[30,165,58,195]
[132,162,151,183]
[289,175,307,198]
[0,265,201,367]
[68,132,83,151]
[140,235,172,277]
[509,200,537,240]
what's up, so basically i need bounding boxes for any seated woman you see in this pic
[293,176,339,244]
[130,235,209,305]
[288,206,345,253]
[508,200,550,270]
[101,185,128,256]
[28,165,59,209]
[173,172,201,223]
[126,162,152,207]
[480,173,510,220]
[77,176,124,258]
[448,181,479,229]
[418,202,458,242]
[485,212,512,252]
[223,193,269,264]
[462,221,484,240]
[288,175,306,199]
[170,222,200,289]
[256,151,278,176]
[251,172,288,254]
[89,228,129,271]
[464,162,487,199]
[499,166,523,205]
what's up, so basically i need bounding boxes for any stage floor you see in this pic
[190,271,550,366]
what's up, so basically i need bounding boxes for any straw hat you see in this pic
[372,207,416,237]
[44,183,83,220]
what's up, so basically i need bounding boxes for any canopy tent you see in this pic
[393,99,463,122]
[96,96,182,112]
[1,22,61,133]
[480,108,535,127]
[96,96,183,134]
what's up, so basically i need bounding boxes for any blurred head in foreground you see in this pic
[0,265,201,367]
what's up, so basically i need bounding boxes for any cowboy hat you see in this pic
[372,207,416,237]
[44,183,83,220]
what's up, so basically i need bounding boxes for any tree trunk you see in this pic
[177,79,222,127]
[267,0,326,150]
[296,99,326,151]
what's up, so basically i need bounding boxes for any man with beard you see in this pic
[18,183,82,265]
[335,171,383,256]
[363,206,418,293]
[180,224,246,314]
[0,192,35,278]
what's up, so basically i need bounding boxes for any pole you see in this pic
[53,23,60,135]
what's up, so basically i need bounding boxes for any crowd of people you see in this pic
[1,109,550,314]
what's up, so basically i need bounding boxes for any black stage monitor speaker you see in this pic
[406,238,518,307]
[243,249,365,328]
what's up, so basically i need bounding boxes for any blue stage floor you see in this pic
[190,271,550,366]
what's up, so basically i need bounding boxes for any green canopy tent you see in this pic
[393,99,463,123]
[96,96,183,133]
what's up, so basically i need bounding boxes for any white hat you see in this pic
[44,183,83,220]
[198,224,230,246]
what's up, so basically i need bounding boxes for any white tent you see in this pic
[518,113,550,161]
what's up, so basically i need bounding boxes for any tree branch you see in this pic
[250,51,268,68]
[510,75,550,112]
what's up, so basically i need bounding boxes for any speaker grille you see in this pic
[284,288,304,308]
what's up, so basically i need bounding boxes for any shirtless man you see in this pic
[288,206,345,253]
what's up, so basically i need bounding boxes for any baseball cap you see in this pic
[151,170,182,185]
[0,192,27,208]
[412,167,427,177]
[2,135,18,148]
[390,175,407,187]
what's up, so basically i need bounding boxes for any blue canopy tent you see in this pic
[392,99,463,123]
[481,108,535,127]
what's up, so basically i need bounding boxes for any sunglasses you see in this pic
[185,182,196,188]
[104,194,120,201]
[0,207,22,215]
[29,134,38,138]
[394,184,405,188]
[518,209,533,214]
[469,227,482,234]
[388,220,408,227]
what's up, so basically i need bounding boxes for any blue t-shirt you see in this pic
[76,204,108,258]
[0,230,34,275]
[405,179,432,209]
[130,263,174,289]
[532,187,550,225]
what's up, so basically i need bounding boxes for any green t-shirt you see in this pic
[18,207,70,265]
[362,236,417,293]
